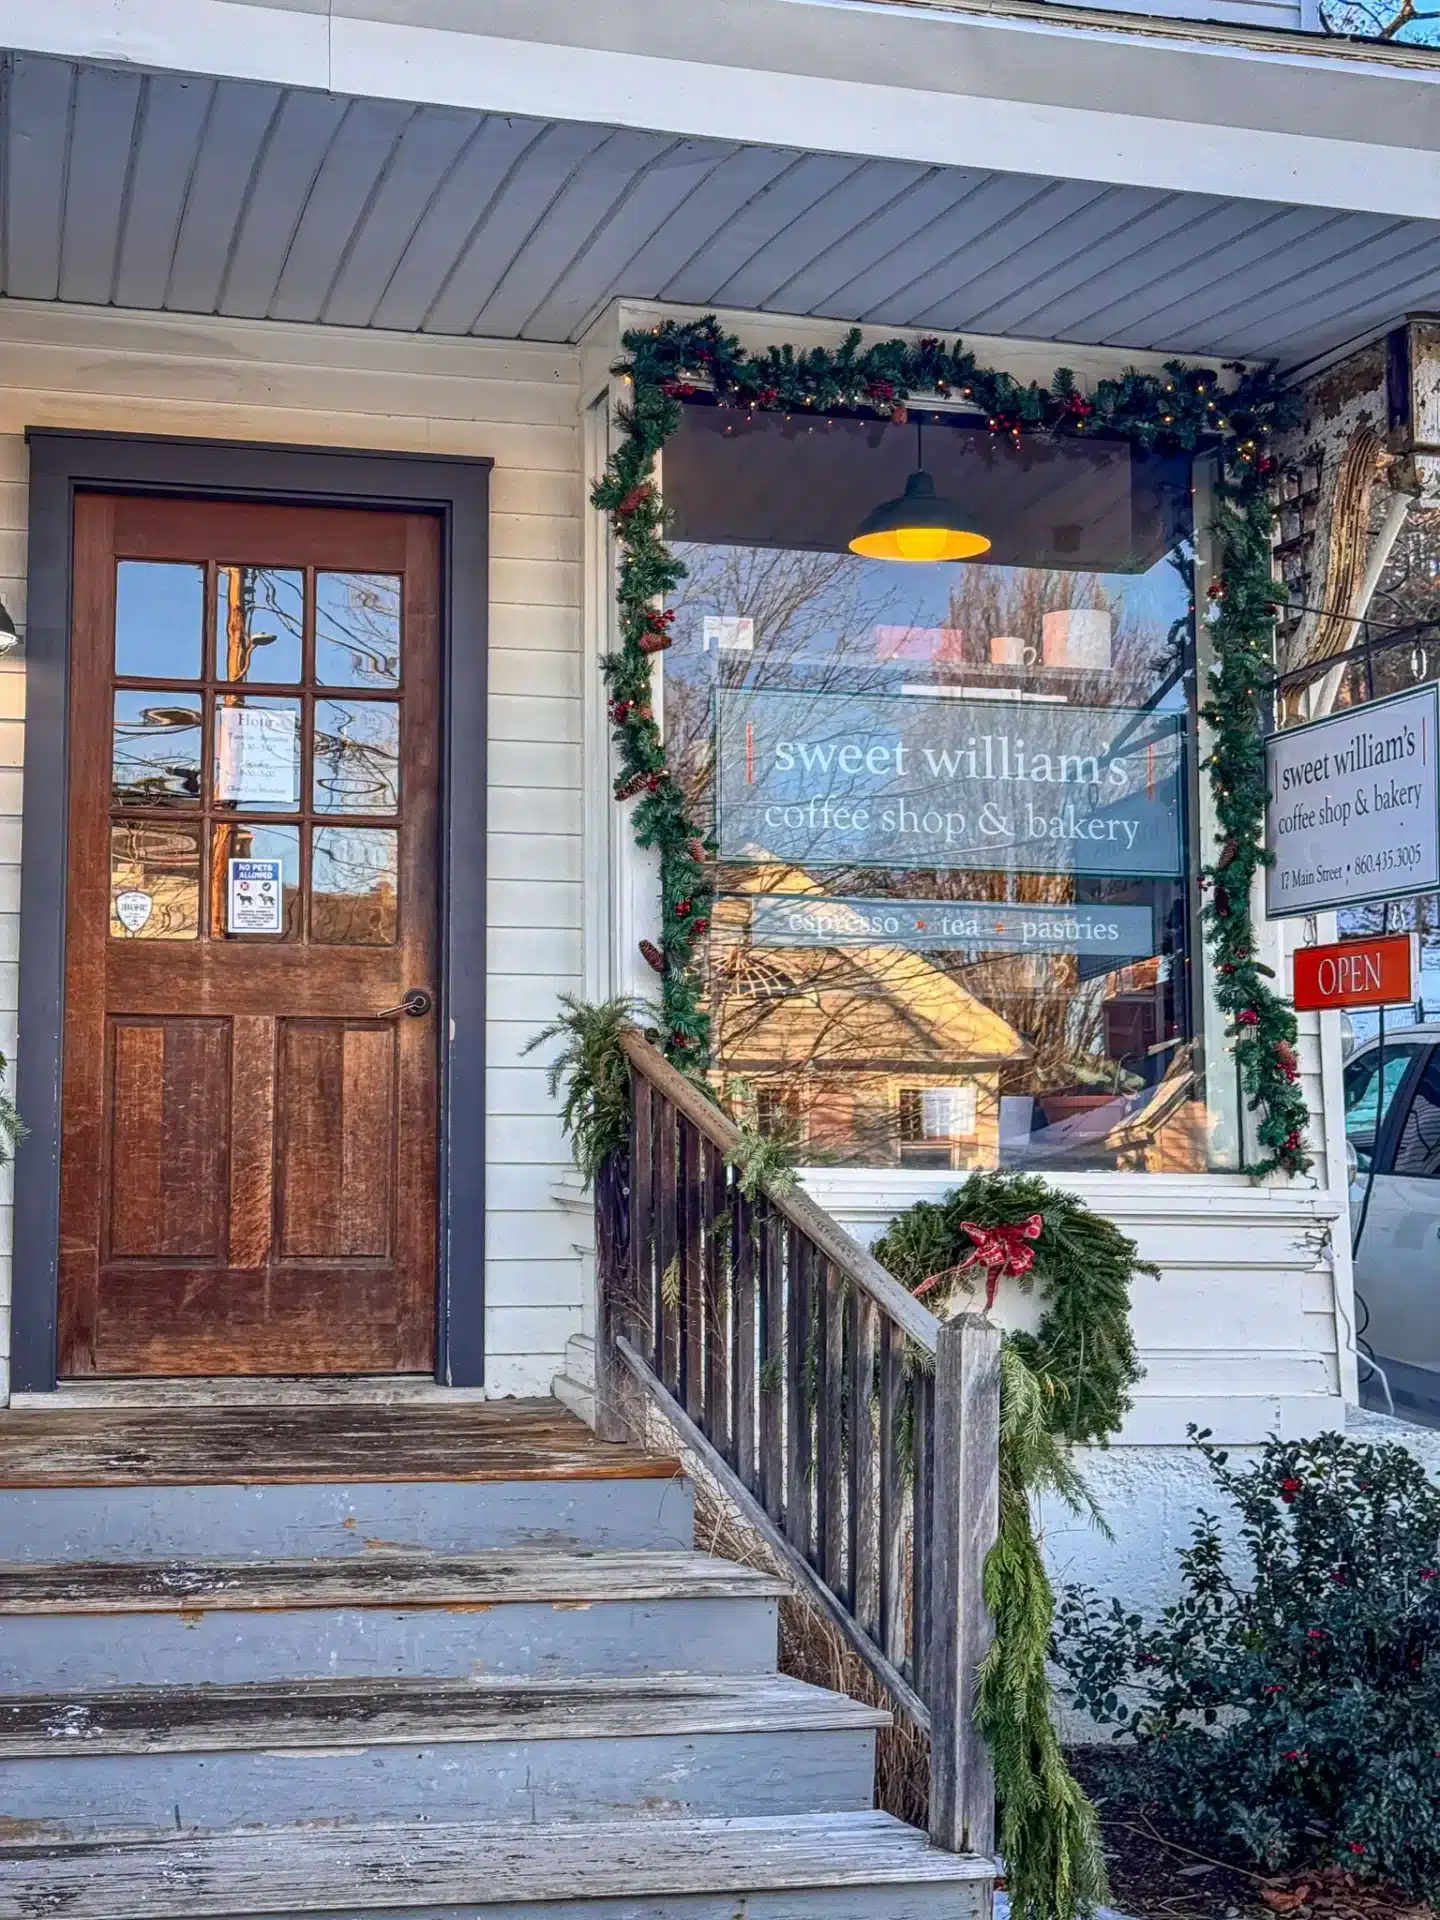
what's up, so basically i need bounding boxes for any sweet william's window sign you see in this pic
[1265,683,1440,918]
[716,688,1186,878]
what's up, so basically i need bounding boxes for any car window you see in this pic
[1394,1051,1440,1178]
[1344,1044,1422,1173]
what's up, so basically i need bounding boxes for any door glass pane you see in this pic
[112,690,203,805]
[215,565,304,684]
[115,561,204,680]
[314,698,400,814]
[212,821,301,938]
[110,821,201,939]
[316,572,401,688]
[312,826,397,944]
[213,695,302,812]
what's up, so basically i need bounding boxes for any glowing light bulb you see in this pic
[894,525,951,561]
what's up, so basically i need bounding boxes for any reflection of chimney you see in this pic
[1042,609,1112,670]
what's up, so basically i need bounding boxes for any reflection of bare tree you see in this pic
[317,574,402,686]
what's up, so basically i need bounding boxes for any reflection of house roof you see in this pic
[719,863,1032,1067]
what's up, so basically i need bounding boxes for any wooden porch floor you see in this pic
[0,1397,677,1488]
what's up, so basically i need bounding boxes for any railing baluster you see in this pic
[759,1199,785,1518]
[911,1363,935,1695]
[879,1317,906,1673]
[851,1289,879,1638]
[784,1222,811,1559]
[732,1184,757,1491]
[821,1262,846,1600]
[706,1136,730,1460]
[656,1095,680,1397]
[628,1072,654,1369]
[679,1118,704,1424]
[594,1155,623,1441]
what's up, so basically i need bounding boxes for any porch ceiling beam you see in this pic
[3,0,1439,225]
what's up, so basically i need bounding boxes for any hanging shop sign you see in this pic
[1265,683,1440,918]
[747,893,1156,957]
[1292,932,1417,1012]
[716,688,1185,879]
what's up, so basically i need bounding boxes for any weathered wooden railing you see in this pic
[593,1029,1002,1861]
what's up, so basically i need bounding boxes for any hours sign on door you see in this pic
[1265,684,1440,918]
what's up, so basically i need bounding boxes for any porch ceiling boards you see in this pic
[6,51,1439,370]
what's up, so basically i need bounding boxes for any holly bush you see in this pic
[1056,1429,1440,1898]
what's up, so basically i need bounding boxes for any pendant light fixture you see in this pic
[848,417,991,563]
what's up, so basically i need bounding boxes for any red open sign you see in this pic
[1292,933,1416,1012]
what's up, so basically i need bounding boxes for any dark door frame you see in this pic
[13,430,491,1391]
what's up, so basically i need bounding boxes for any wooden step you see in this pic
[0,1811,994,1919]
[0,1674,887,1838]
[0,1401,693,1562]
[0,1401,673,1486]
[0,1551,785,1689]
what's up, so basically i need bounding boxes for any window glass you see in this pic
[211,822,301,939]
[112,691,203,805]
[313,698,400,814]
[316,572,401,688]
[215,565,303,684]
[1393,1051,1440,1177]
[213,695,302,812]
[1343,1044,1421,1171]
[660,401,1217,1173]
[110,821,200,939]
[311,826,398,944]
[115,561,204,681]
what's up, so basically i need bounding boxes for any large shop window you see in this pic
[660,401,1236,1174]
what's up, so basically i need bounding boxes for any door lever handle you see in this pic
[377,989,434,1019]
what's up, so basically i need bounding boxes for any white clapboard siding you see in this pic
[0,298,587,1398]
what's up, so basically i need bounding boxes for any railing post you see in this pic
[927,1313,1002,1863]
[592,1152,629,1443]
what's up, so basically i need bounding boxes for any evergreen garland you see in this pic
[592,313,1308,1174]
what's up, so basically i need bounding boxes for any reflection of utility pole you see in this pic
[212,568,257,933]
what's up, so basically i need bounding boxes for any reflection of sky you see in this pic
[670,542,1191,711]
[115,562,205,680]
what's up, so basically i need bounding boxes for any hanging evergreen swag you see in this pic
[591,314,1310,1175]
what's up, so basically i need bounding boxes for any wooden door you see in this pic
[58,495,441,1376]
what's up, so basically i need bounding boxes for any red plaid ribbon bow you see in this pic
[912,1214,1043,1311]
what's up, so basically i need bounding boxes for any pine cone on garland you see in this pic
[639,939,666,974]
[638,610,676,655]
[614,482,654,519]
[1217,840,1238,870]
[687,838,709,865]
[614,771,649,801]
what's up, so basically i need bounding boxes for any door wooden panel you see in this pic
[59,494,442,1376]
[275,1023,397,1260]
[107,1020,231,1260]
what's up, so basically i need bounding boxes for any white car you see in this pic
[1344,1025,1440,1417]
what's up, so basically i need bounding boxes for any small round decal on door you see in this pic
[114,889,153,934]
